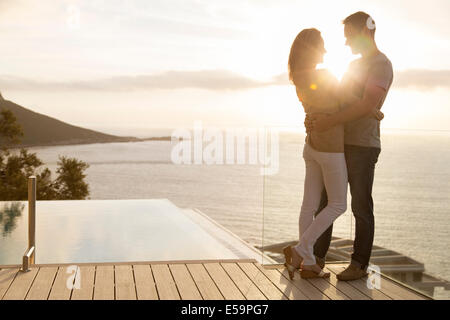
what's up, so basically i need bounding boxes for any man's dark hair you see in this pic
[343,11,376,35]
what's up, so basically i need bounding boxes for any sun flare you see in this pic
[319,33,357,80]
[319,51,356,81]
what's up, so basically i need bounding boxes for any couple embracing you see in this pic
[284,11,393,281]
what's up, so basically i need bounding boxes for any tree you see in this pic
[0,202,25,236]
[54,156,90,200]
[0,109,23,148]
[0,105,90,200]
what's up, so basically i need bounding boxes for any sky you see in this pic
[0,0,449,135]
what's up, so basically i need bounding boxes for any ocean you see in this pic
[20,129,450,298]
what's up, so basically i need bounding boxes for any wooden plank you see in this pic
[377,275,427,300]
[277,268,330,300]
[204,263,244,300]
[151,264,180,300]
[221,263,266,300]
[254,263,309,300]
[169,264,202,300]
[48,266,74,300]
[186,264,224,300]
[2,268,37,300]
[71,266,95,300]
[93,265,115,300]
[0,268,19,300]
[327,266,391,300]
[323,266,371,300]
[26,267,58,300]
[133,265,158,300]
[306,277,349,300]
[115,265,137,300]
[238,263,287,300]
[5,258,256,269]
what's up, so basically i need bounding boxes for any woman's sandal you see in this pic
[300,266,331,279]
[283,245,302,280]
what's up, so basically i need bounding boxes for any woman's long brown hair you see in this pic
[288,28,323,86]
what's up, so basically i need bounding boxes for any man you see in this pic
[306,11,393,281]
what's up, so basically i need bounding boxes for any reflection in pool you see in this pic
[0,202,25,236]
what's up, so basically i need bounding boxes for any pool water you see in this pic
[0,199,264,265]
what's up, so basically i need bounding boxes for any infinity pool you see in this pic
[0,199,265,265]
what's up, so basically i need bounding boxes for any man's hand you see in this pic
[304,113,331,133]
[326,85,387,127]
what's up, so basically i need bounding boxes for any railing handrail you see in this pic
[21,176,36,272]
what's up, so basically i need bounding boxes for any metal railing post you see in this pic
[22,176,36,272]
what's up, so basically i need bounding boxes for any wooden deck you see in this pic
[0,261,429,300]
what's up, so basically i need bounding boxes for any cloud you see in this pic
[270,73,290,86]
[268,70,450,90]
[0,70,271,91]
[393,69,450,90]
[1,69,449,92]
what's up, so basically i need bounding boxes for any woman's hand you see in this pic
[305,113,330,132]
[304,114,312,133]
[372,109,384,121]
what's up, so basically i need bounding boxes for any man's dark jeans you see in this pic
[313,144,381,269]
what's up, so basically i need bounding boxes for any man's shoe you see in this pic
[336,263,368,281]
[315,256,326,269]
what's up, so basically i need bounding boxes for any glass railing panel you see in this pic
[261,126,450,299]
[370,131,450,299]
[1,127,267,266]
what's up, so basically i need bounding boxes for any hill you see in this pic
[0,94,141,147]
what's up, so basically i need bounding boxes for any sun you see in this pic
[319,50,355,81]
[318,33,357,81]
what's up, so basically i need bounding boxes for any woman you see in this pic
[284,28,383,279]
